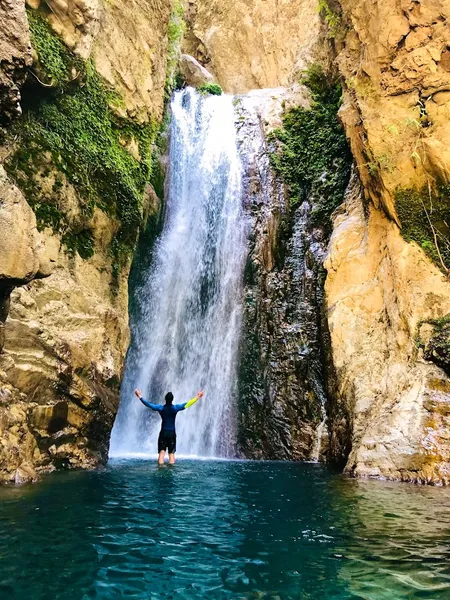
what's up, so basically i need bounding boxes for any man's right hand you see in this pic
[197,390,205,399]
[134,389,142,399]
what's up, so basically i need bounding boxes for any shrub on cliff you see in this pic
[269,65,352,232]
[198,83,223,96]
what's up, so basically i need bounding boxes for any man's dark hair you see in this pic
[165,392,174,404]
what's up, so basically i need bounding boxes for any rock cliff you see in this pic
[183,0,329,93]
[0,0,170,482]
[325,0,450,483]
[235,90,326,461]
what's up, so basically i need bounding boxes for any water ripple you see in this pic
[0,461,450,599]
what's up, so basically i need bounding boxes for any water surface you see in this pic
[1,460,450,599]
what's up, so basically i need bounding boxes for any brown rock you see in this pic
[432,90,450,105]
[0,167,50,284]
[184,0,328,93]
[179,54,215,87]
[37,0,171,121]
[15,463,37,484]
[325,175,450,484]
[0,0,32,121]
[405,27,432,51]
[92,0,171,121]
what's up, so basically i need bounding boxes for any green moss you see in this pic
[395,185,450,272]
[198,83,223,96]
[7,9,159,268]
[269,65,352,232]
[318,0,346,39]
[62,230,95,260]
[27,9,82,86]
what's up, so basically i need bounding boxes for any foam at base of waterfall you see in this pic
[108,452,246,462]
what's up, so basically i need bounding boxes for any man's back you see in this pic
[160,403,185,432]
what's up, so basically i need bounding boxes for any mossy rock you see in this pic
[27,10,83,87]
[418,316,450,376]
[268,65,352,233]
[395,185,450,273]
[7,8,160,271]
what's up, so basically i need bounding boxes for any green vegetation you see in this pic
[165,1,186,99]
[198,83,223,96]
[395,185,450,273]
[269,65,352,231]
[6,9,158,266]
[27,10,82,86]
[318,0,345,39]
[416,315,450,375]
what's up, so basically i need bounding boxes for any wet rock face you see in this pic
[0,0,32,122]
[236,94,329,461]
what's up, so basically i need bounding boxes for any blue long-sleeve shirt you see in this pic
[140,396,199,432]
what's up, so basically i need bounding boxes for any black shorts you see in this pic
[158,431,176,453]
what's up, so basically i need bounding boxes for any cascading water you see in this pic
[110,88,248,458]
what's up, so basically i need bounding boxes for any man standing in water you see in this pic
[134,389,205,464]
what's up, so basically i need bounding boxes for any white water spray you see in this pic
[110,88,248,458]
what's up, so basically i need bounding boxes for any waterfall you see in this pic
[110,88,248,458]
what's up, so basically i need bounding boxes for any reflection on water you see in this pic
[0,460,449,599]
[332,478,450,599]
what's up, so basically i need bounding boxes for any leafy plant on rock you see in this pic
[269,65,352,232]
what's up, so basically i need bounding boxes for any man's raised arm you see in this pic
[184,390,205,409]
[134,389,162,411]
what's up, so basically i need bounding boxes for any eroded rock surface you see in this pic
[0,0,32,121]
[0,241,127,482]
[184,0,328,93]
[336,0,450,215]
[323,0,450,483]
[325,174,450,484]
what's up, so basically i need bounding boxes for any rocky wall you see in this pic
[0,0,170,482]
[183,0,329,93]
[235,85,349,462]
[324,0,450,483]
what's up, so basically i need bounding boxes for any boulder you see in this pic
[179,54,215,87]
